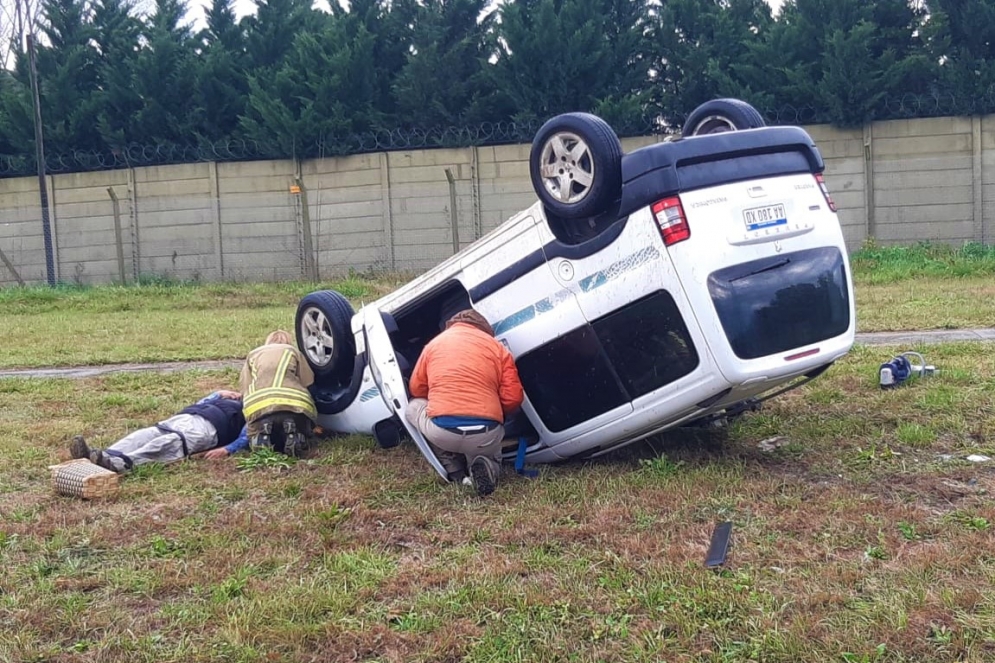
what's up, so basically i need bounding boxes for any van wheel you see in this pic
[682,98,767,136]
[530,112,622,220]
[296,290,356,379]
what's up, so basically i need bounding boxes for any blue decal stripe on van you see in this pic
[493,289,572,335]
[359,386,381,402]
[493,247,661,335]
[578,246,659,292]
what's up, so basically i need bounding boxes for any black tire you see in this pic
[295,290,356,379]
[310,353,366,416]
[681,98,767,137]
[530,112,622,220]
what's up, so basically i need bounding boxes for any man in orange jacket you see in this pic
[405,309,524,496]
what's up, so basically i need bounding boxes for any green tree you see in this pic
[0,0,101,155]
[921,0,995,112]
[333,0,417,120]
[192,0,249,140]
[649,0,775,127]
[90,0,144,148]
[490,0,653,128]
[240,13,382,157]
[130,0,199,143]
[242,0,321,74]
[392,0,501,127]
[757,0,931,125]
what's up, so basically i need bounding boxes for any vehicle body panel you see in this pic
[310,122,855,471]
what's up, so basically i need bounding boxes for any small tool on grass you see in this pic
[705,521,733,569]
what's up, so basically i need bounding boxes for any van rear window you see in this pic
[517,291,699,432]
[707,247,850,359]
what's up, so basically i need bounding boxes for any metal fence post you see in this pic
[445,167,459,254]
[0,245,24,285]
[107,187,127,284]
[972,115,985,244]
[294,176,318,281]
[863,123,875,242]
[26,34,55,286]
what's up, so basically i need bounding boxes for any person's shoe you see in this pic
[469,456,498,497]
[92,450,119,473]
[250,421,273,450]
[448,469,469,485]
[282,419,303,456]
[69,436,90,460]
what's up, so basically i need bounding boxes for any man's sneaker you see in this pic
[69,436,90,460]
[470,456,498,497]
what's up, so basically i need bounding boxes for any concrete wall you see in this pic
[1,114,993,286]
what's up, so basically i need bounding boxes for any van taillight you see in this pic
[651,197,690,246]
[815,174,836,212]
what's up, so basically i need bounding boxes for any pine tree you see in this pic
[757,0,930,125]
[921,0,995,112]
[242,0,321,74]
[392,0,500,128]
[193,0,249,141]
[240,13,382,157]
[91,0,143,148]
[649,0,775,127]
[336,0,417,120]
[490,0,652,127]
[0,0,101,155]
[130,0,199,143]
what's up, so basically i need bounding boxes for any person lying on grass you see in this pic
[239,329,317,458]
[70,390,250,472]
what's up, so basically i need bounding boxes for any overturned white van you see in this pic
[294,99,855,480]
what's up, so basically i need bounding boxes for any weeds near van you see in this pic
[3,340,995,662]
[235,447,297,471]
[851,241,995,283]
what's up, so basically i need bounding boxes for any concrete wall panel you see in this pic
[2,114,994,285]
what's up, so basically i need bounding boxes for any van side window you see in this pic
[517,291,699,433]
[517,325,629,433]
[594,291,699,397]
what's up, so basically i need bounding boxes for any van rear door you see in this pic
[669,173,854,381]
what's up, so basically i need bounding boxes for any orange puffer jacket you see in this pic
[408,322,524,423]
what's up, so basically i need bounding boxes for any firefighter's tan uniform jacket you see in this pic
[239,343,317,430]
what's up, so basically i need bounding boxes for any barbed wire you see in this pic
[1,92,993,178]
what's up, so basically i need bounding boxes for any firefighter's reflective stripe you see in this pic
[243,349,315,419]
[272,349,293,390]
[243,389,316,419]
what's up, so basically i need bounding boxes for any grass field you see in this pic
[1,343,994,662]
[1,242,995,661]
[1,243,994,369]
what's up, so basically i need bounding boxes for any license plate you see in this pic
[743,203,787,231]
